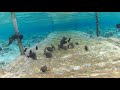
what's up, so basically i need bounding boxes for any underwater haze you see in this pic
[0,12,120,66]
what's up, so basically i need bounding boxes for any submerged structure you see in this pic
[0,12,120,78]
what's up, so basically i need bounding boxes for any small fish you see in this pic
[12,34,18,40]
[0,47,2,51]
[75,42,79,45]
[36,46,38,50]
[116,24,120,29]
[44,51,53,58]
[84,45,88,51]
[29,50,32,55]
[68,38,71,42]
[19,34,23,40]
[46,47,53,52]
[46,44,55,52]
[44,48,53,58]
[8,37,14,45]
[41,65,47,72]
[31,52,37,60]
[51,44,55,50]
[60,36,67,45]
[24,48,27,52]
[28,50,37,60]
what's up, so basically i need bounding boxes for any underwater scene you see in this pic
[1,12,120,78]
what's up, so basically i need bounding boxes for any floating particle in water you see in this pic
[59,37,68,49]
[41,65,47,72]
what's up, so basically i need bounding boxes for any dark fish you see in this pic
[84,45,88,51]
[60,36,67,45]
[47,47,53,52]
[51,44,55,50]
[44,52,53,58]
[0,47,2,51]
[60,40,67,45]
[75,42,79,45]
[116,24,120,29]
[12,34,18,40]
[19,34,23,40]
[62,45,68,50]
[41,65,47,72]
[8,37,14,45]
[28,50,37,60]
[30,52,37,60]
[24,48,27,52]
[68,38,71,42]
[36,46,38,50]
[62,36,67,40]
[29,50,32,55]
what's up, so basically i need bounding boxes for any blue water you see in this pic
[0,12,120,64]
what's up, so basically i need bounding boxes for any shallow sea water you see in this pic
[1,12,120,66]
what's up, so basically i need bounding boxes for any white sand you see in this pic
[1,30,120,78]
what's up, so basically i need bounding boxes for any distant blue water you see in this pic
[0,12,120,40]
[0,12,120,64]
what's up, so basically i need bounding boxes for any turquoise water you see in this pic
[0,12,120,64]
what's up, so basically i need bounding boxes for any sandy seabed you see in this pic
[1,30,120,78]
